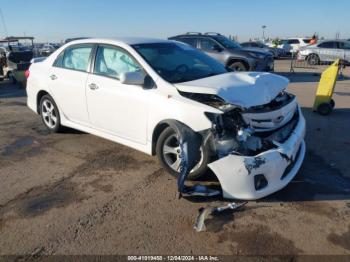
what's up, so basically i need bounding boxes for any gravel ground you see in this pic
[0,60,349,257]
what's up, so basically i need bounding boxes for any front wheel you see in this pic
[156,127,209,180]
[229,61,248,71]
[40,95,63,133]
[307,54,320,65]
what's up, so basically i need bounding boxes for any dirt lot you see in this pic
[0,59,350,257]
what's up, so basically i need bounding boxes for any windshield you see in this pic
[132,42,228,84]
[213,36,242,49]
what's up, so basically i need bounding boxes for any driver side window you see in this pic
[199,39,217,51]
[94,45,141,79]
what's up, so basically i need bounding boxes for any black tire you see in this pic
[7,71,17,84]
[156,127,209,180]
[0,77,3,82]
[317,102,333,115]
[39,94,63,133]
[330,99,335,108]
[307,54,320,65]
[229,61,248,71]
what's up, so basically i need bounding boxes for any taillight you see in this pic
[25,69,30,79]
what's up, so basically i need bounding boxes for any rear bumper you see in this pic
[208,107,306,200]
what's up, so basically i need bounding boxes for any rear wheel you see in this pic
[317,102,333,115]
[229,61,248,71]
[307,54,320,65]
[40,95,63,133]
[7,71,17,84]
[156,127,209,180]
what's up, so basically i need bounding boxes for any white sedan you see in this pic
[26,37,306,200]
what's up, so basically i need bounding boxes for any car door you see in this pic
[86,44,150,144]
[317,41,341,62]
[198,38,225,64]
[342,41,350,62]
[49,44,93,126]
[337,42,348,61]
[287,39,300,53]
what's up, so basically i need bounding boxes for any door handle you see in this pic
[50,74,57,80]
[89,83,99,90]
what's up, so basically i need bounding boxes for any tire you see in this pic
[307,54,320,65]
[0,77,3,82]
[330,99,335,108]
[156,127,209,180]
[229,61,248,72]
[8,71,17,84]
[317,102,333,115]
[39,95,63,133]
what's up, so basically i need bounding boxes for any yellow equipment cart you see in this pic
[313,59,341,115]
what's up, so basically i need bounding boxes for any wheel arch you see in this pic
[151,119,197,156]
[226,58,250,70]
[36,90,49,114]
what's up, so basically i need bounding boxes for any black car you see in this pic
[169,32,274,72]
[240,41,285,59]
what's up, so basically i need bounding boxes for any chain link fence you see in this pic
[290,50,348,78]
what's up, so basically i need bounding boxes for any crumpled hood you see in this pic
[175,72,289,108]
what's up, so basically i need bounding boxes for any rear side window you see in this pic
[199,38,217,51]
[318,42,336,48]
[176,38,198,48]
[338,41,350,49]
[93,45,141,79]
[288,39,300,44]
[53,51,64,67]
[61,45,93,72]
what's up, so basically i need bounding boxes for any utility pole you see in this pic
[262,25,267,40]
[0,8,8,37]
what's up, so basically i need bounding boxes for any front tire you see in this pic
[39,95,63,133]
[307,54,320,65]
[156,127,209,180]
[229,61,248,71]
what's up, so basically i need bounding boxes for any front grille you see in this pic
[257,109,299,143]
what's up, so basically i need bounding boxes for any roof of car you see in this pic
[169,33,223,39]
[67,37,171,46]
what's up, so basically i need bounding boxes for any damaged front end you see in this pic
[181,90,306,200]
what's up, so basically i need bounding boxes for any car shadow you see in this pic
[0,80,27,98]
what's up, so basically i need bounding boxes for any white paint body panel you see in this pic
[175,72,289,109]
[208,108,306,200]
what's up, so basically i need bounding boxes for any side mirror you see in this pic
[120,71,144,85]
[212,44,223,52]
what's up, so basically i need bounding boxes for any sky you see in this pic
[0,0,349,43]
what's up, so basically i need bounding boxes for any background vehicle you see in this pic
[240,41,285,59]
[169,32,274,72]
[0,36,34,85]
[298,40,350,65]
[277,38,312,54]
[39,43,60,56]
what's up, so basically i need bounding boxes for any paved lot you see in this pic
[0,60,350,256]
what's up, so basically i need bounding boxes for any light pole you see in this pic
[262,25,267,40]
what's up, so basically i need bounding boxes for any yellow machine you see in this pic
[313,59,340,115]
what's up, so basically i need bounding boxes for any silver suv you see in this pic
[298,40,350,65]
[169,33,274,72]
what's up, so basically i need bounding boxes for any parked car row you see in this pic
[240,41,285,59]
[297,39,350,65]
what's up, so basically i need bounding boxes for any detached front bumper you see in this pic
[208,108,306,200]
